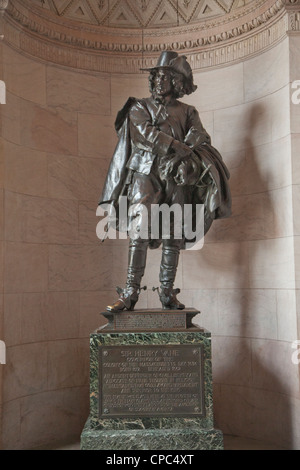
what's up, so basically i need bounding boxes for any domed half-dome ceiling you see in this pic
[3,1,290,73]
[28,0,255,28]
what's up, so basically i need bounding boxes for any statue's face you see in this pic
[153,69,173,98]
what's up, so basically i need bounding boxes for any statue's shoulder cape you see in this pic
[99,97,137,205]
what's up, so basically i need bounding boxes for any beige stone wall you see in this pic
[0,39,4,451]
[183,38,300,448]
[0,44,114,449]
[136,38,300,448]
[1,31,300,449]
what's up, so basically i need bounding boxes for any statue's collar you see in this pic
[151,94,176,107]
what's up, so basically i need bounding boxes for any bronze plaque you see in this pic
[98,344,205,418]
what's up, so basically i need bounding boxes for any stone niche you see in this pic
[1,0,300,451]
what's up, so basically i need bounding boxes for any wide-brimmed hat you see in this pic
[141,51,197,95]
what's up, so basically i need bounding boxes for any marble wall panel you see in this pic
[4,242,48,294]
[110,74,149,113]
[207,186,293,244]
[47,66,110,114]
[2,45,46,105]
[1,92,21,144]
[243,135,292,195]
[293,185,300,236]
[294,236,300,290]
[79,200,101,245]
[3,46,46,105]
[198,110,214,142]
[291,134,300,185]
[0,42,3,76]
[47,339,89,390]
[19,387,88,450]
[217,289,278,340]
[79,291,113,337]
[296,289,300,340]
[1,399,21,450]
[251,338,299,396]
[20,100,78,155]
[214,85,290,156]
[212,336,252,386]
[290,397,300,450]
[213,99,273,154]
[4,294,24,347]
[244,38,289,102]
[48,154,106,202]
[48,244,112,291]
[184,63,244,112]
[0,138,4,189]
[4,140,48,197]
[215,384,293,449]
[289,35,300,82]
[219,148,246,198]
[270,85,290,141]
[78,113,117,158]
[192,288,219,334]
[0,189,3,241]
[276,289,297,342]
[4,292,80,345]
[3,343,48,402]
[248,237,295,289]
[182,241,249,289]
[5,191,79,244]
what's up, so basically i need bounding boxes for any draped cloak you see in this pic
[99,96,231,249]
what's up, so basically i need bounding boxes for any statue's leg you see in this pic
[107,238,148,312]
[106,171,160,312]
[159,238,185,310]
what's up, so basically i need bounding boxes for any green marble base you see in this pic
[80,309,223,450]
[80,417,223,450]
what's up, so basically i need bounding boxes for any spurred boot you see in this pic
[158,241,185,310]
[106,239,148,312]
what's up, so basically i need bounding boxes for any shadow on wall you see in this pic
[214,103,292,449]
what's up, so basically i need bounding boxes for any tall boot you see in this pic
[159,241,185,310]
[107,239,148,312]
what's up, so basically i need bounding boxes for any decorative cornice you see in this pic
[285,0,300,31]
[1,0,298,72]
[21,0,257,29]
[0,0,8,40]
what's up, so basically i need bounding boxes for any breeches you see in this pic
[127,170,187,243]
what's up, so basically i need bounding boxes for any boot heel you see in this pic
[156,287,185,310]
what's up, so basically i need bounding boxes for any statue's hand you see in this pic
[163,154,183,175]
[170,140,192,158]
[174,157,202,186]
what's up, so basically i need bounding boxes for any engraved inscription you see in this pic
[99,344,204,418]
[115,313,186,330]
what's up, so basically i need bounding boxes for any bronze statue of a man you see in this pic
[99,51,231,312]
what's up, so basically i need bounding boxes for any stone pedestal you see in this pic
[80,308,223,450]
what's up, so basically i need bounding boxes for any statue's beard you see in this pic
[152,89,172,104]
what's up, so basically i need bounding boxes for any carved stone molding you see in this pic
[27,0,256,28]
[2,0,299,71]
[0,0,9,40]
[285,0,300,30]
[0,0,9,10]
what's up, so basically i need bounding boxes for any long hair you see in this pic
[148,69,188,99]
